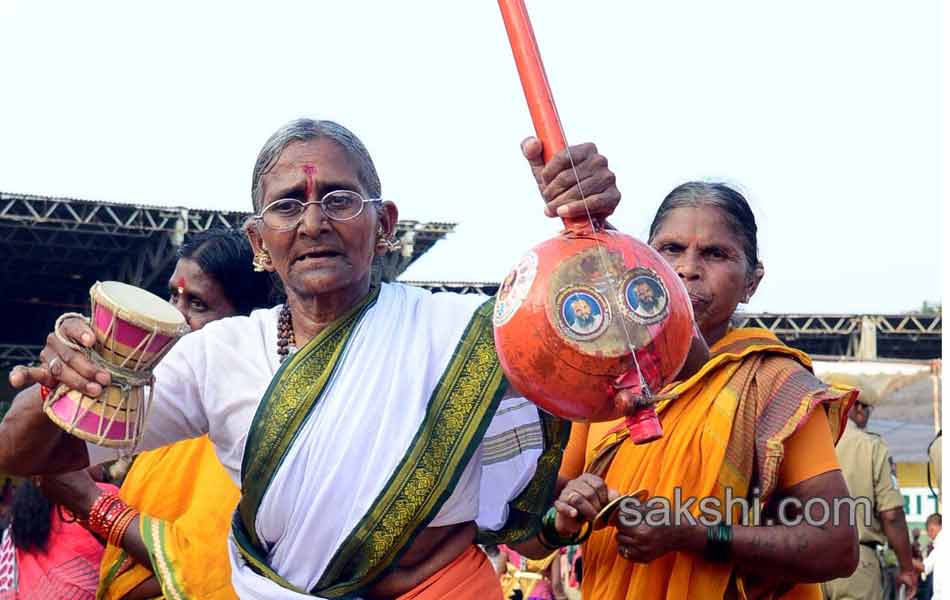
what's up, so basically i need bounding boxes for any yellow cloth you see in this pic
[97,435,239,600]
[499,547,558,598]
[580,328,854,600]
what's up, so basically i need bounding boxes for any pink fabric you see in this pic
[14,483,115,600]
[569,546,582,588]
[527,580,554,600]
[499,545,555,600]
[49,394,130,440]
[500,544,522,564]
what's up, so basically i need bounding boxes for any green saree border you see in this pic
[237,287,380,555]
[96,548,130,600]
[315,298,506,598]
[141,514,189,600]
[232,282,378,594]
[476,409,571,546]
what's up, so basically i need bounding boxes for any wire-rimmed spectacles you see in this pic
[256,190,382,231]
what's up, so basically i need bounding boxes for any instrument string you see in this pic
[556,135,653,401]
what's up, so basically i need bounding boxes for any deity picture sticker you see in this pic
[493,251,538,327]
[556,286,609,341]
[619,267,669,325]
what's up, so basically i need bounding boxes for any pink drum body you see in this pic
[43,282,184,449]
[44,386,144,448]
[92,303,175,370]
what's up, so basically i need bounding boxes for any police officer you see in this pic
[822,375,917,600]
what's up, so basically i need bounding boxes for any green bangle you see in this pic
[704,523,732,562]
[541,507,592,547]
[536,524,561,551]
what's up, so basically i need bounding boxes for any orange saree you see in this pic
[395,545,503,600]
[572,328,856,600]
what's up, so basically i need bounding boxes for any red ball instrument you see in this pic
[493,0,695,442]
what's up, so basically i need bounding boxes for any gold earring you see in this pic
[252,248,272,272]
[376,226,400,253]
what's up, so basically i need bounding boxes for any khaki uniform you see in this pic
[822,420,905,600]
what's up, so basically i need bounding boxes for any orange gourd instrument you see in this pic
[493,0,694,442]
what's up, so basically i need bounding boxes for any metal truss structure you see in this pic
[0,192,455,370]
[407,281,942,361]
[734,313,941,360]
[2,191,940,369]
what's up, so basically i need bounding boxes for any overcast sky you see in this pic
[0,1,942,314]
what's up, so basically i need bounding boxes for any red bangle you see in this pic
[87,493,124,538]
[108,507,139,547]
[39,385,53,401]
[97,502,128,538]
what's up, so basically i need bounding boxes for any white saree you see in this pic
[95,283,556,599]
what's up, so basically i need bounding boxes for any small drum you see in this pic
[45,384,148,449]
[90,281,188,370]
[42,281,189,449]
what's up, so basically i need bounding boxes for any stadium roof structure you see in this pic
[0,191,455,369]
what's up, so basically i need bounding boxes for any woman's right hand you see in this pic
[36,469,103,518]
[7,315,111,396]
[553,473,619,536]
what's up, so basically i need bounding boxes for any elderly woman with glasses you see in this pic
[2,118,622,599]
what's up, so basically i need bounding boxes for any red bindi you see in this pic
[302,165,316,198]
[176,277,186,295]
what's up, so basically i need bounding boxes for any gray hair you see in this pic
[648,181,759,276]
[250,118,382,210]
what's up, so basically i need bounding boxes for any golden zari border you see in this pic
[316,299,505,597]
[236,287,380,559]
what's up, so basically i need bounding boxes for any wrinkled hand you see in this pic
[8,315,110,397]
[0,385,90,476]
[615,498,693,563]
[553,473,619,537]
[521,137,620,221]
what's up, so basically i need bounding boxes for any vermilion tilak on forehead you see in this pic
[302,164,316,198]
[176,277,186,295]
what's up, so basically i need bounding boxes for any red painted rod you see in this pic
[498,0,593,232]
[498,0,566,163]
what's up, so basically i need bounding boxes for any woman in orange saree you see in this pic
[517,182,859,600]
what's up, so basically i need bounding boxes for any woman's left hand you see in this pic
[521,137,620,221]
[614,500,698,563]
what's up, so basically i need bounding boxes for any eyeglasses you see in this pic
[256,190,382,231]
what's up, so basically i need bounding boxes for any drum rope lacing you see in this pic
[51,312,156,451]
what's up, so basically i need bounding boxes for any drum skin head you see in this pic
[96,281,186,330]
[91,281,189,371]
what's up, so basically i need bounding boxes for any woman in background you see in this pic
[6,475,116,599]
